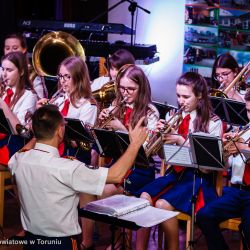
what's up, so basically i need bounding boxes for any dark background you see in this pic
[0,0,108,58]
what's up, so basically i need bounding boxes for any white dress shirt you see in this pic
[54,94,98,126]
[2,88,38,125]
[91,76,110,92]
[8,142,108,237]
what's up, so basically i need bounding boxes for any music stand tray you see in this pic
[163,133,225,171]
[210,96,248,126]
[0,108,14,135]
[64,118,94,143]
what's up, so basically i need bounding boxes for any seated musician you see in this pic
[3,33,48,99]
[211,53,245,102]
[8,104,147,250]
[135,72,223,250]
[91,49,135,92]
[0,51,38,165]
[37,56,97,163]
[196,89,250,250]
[81,64,159,249]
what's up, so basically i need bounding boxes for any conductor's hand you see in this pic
[36,98,49,109]
[128,116,147,148]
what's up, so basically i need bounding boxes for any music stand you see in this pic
[152,101,178,120]
[93,128,149,168]
[163,133,225,250]
[64,118,94,144]
[0,108,14,135]
[209,96,248,126]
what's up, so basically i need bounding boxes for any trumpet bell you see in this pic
[32,31,85,77]
[92,81,116,109]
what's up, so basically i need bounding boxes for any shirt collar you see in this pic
[34,143,60,157]
[182,109,196,121]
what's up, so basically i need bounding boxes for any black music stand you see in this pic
[0,109,14,135]
[93,128,149,168]
[64,118,94,144]
[152,101,178,120]
[163,133,225,250]
[210,96,248,126]
[79,209,140,250]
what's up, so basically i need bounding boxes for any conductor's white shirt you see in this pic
[8,143,108,237]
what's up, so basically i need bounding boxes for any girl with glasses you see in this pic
[211,53,245,102]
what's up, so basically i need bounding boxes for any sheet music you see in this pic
[120,206,179,228]
[163,144,192,166]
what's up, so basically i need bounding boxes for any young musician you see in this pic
[0,51,38,164]
[81,64,159,250]
[91,49,135,92]
[196,90,250,250]
[136,72,223,250]
[38,56,98,163]
[3,33,48,99]
[8,104,147,250]
[211,53,245,102]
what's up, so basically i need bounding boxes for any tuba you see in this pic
[92,81,116,109]
[32,31,85,77]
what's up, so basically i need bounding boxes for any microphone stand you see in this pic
[88,0,150,46]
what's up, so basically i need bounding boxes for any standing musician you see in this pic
[0,51,38,165]
[211,53,245,102]
[135,72,223,250]
[8,104,148,250]
[3,33,48,99]
[37,56,98,163]
[91,49,135,92]
[196,90,250,250]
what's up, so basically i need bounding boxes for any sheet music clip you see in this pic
[93,128,149,168]
[209,96,248,126]
[0,108,15,135]
[64,118,94,144]
[163,132,225,171]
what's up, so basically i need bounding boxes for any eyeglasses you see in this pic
[118,86,138,94]
[57,74,71,81]
[214,70,232,81]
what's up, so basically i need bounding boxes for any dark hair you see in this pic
[107,49,135,72]
[58,56,96,107]
[1,51,33,107]
[4,33,27,49]
[211,53,239,88]
[32,105,64,140]
[177,72,211,132]
[244,89,250,102]
[115,64,152,128]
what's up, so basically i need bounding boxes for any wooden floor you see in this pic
[0,191,241,250]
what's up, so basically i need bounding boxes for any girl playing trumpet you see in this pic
[136,72,223,250]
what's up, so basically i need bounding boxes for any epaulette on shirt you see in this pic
[18,148,30,153]
[62,156,77,161]
[210,114,220,122]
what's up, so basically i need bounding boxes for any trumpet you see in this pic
[15,88,65,138]
[145,107,184,157]
[224,122,250,159]
[97,97,128,129]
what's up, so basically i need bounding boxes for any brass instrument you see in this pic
[224,122,250,159]
[145,107,184,157]
[15,88,65,138]
[97,97,128,129]
[92,81,116,109]
[32,31,85,77]
[210,61,250,98]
